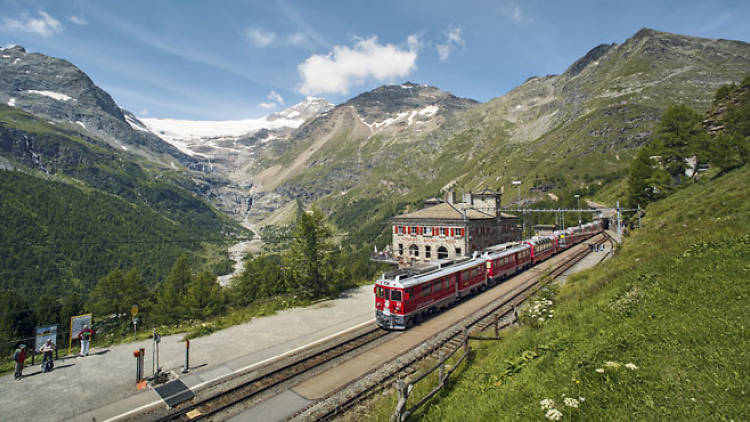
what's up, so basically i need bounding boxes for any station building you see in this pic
[391,190,521,266]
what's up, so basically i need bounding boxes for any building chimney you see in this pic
[463,193,472,204]
[445,190,456,204]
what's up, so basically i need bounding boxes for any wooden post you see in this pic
[392,379,407,422]
[439,351,445,382]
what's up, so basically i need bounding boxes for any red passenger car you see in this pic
[524,235,557,264]
[484,243,531,285]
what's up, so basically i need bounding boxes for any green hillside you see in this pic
[0,104,244,295]
[363,163,750,420]
[258,30,750,249]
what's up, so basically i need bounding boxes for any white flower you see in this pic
[604,361,622,368]
[545,408,563,421]
[579,396,585,402]
[540,398,556,410]
[625,362,638,370]
[564,397,579,408]
[538,317,545,322]
[595,368,605,373]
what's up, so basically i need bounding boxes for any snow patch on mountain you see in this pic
[26,90,74,102]
[141,115,305,143]
[7,98,15,107]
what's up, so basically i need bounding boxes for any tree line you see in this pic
[627,74,750,208]
[1,206,382,354]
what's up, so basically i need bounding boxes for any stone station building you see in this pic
[391,190,520,266]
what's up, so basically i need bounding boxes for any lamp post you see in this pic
[574,194,581,228]
[512,181,523,237]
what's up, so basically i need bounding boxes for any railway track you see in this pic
[154,327,393,421]
[148,233,612,421]
[292,233,612,421]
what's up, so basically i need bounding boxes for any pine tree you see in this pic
[284,208,335,299]
[90,268,127,321]
[652,105,705,184]
[153,256,192,323]
[184,271,224,319]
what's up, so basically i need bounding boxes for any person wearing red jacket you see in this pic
[13,344,27,380]
[78,325,95,357]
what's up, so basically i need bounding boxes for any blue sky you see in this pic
[2,0,749,120]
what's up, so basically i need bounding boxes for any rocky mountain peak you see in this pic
[268,96,333,122]
[0,44,190,162]
[341,82,478,122]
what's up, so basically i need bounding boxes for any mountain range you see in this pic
[1,28,749,281]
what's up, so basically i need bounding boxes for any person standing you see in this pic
[13,344,27,381]
[40,339,56,372]
[78,325,95,357]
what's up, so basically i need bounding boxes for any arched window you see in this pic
[409,244,419,257]
[437,246,449,259]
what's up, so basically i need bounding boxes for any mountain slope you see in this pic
[0,45,191,164]
[252,29,750,246]
[0,102,244,295]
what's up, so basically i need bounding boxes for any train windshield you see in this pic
[390,289,402,301]
[375,285,385,298]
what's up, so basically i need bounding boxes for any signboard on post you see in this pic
[35,325,58,353]
[69,313,92,355]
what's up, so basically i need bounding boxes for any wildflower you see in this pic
[604,361,622,368]
[545,408,563,421]
[579,397,585,402]
[595,368,605,373]
[540,398,556,410]
[564,397,579,408]
[538,317,545,323]
[625,362,638,370]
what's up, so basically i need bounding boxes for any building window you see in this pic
[398,243,404,255]
[440,227,448,236]
[455,227,463,237]
[437,246,448,259]
[399,226,405,234]
[424,227,431,236]
[409,244,419,257]
[425,245,431,258]
[456,247,462,256]
[410,226,417,235]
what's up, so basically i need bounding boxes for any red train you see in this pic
[375,221,603,329]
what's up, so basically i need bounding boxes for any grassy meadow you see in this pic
[358,165,749,421]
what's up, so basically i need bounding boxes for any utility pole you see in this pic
[574,194,581,228]
[512,181,522,238]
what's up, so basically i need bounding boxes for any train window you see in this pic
[434,280,442,292]
[422,284,432,297]
[443,278,449,289]
[376,286,384,298]
[391,290,402,301]
[462,270,470,280]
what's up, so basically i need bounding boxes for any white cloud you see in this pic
[258,102,276,109]
[499,4,526,23]
[436,27,464,62]
[0,11,63,37]
[286,32,308,46]
[70,15,87,25]
[267,90,284,105]
[245,28,277,47]
[297,35,418,96]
